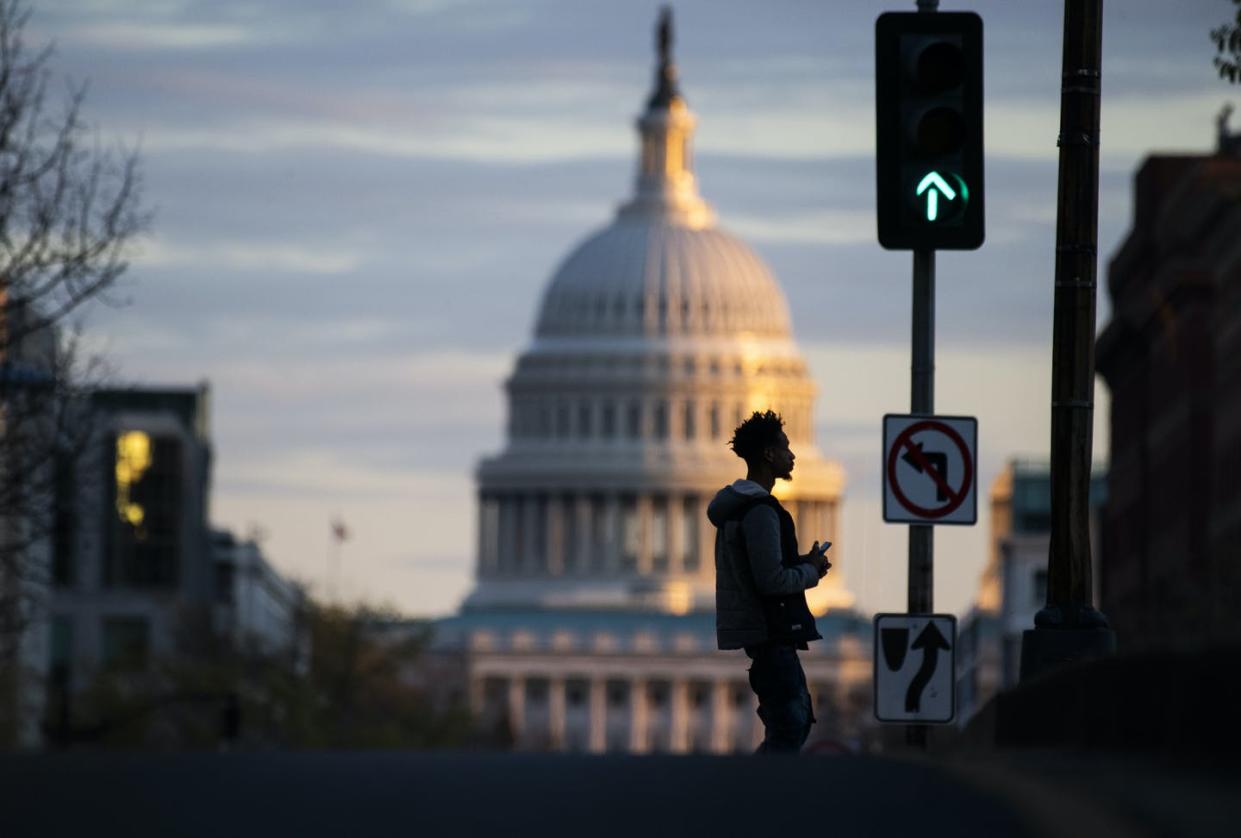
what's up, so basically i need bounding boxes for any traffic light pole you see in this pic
[907,248,935,750]
[1018,0,1116,682]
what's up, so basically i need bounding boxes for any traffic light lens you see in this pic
[915,107,964,156]
[915,41,963,92]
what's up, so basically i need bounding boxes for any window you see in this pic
[648,681,668,708]
[102,617,150,670]
[532,495,548,572]
[556,404,571,438]
[480,495,501,573]
[607,680,628,708]
[50,617,73,679]
[601,402,616,439]
[626,401,642,439]
[709,403,720,439]
[683,401,696,440]
[48,617,74,722]
[513,497,526,571]
[52,453,75,587]
[577,402,592,438]
[653,401,668,440]
[561,494,578,572]
[104,432,183,590]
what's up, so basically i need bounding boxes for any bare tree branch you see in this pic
[1212,0,1241,83]
[0,0,146,682]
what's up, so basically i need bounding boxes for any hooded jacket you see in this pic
[707,480,822,650]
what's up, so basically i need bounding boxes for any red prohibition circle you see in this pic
[886,420,973,519]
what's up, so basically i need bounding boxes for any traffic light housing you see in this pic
[876,11,984,250]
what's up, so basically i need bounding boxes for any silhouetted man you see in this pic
[707,410,831,753]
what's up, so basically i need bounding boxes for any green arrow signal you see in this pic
[916,172,957,222]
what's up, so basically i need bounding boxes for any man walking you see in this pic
[707,410,831,753]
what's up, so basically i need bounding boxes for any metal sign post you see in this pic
[907,249,934,749]
[877,0,985,749]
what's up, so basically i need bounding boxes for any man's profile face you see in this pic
[767,431,795,480]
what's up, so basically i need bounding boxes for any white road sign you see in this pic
[882,414,978,525]
[873,613,956,724]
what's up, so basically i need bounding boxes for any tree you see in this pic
[46,600,476,750]
[1212,0,1241,83]
[0,0,146,742]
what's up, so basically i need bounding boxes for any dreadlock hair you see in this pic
[729,410,786,466]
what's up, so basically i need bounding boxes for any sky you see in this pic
[28,0,1235,617]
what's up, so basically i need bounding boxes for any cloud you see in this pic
[60,22,265,50]
[135,237,365,274]
[728,209,875,245]
[35,0,1222,621]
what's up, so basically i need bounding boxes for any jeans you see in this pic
[746,643,815,754]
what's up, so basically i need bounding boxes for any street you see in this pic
[2,750,1237,838]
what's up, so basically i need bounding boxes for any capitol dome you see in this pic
[465,14,851,616]
[536,223,793,340]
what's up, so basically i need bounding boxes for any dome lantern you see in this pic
[619,6,714,229]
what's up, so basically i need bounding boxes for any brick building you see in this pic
[1095,108,1241,652]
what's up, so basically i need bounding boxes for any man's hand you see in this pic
[803,541,832,578]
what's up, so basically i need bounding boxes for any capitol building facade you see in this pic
[427,13,873,753]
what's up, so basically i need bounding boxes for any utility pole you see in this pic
[1020,0,1116,680]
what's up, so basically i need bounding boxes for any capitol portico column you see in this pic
[629,677,649,753]
[547,496,565,576]
[574,494,592,575]
[495,497,512,575]
[548,676,567,750]
[475,493,488,578]
[604,495,621,574]
[667,492,684,575]
[507,675,526,747]
[696,495,713,579]
[710,679,732,754]
[588,677,607,753]
[669,678,690,753]
[522,495,540,575]
[467,674,485,720]
[635,494,652,574]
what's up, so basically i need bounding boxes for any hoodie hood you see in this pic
[707,479,770,527]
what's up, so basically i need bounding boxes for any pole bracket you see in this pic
[1057,132,1100,147]
[1054,278,1097,289]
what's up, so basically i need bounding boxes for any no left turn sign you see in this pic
[882,414,978,525]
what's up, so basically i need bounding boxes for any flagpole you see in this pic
[328,517,349,605]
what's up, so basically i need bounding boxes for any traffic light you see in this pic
[875,11,984,250]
